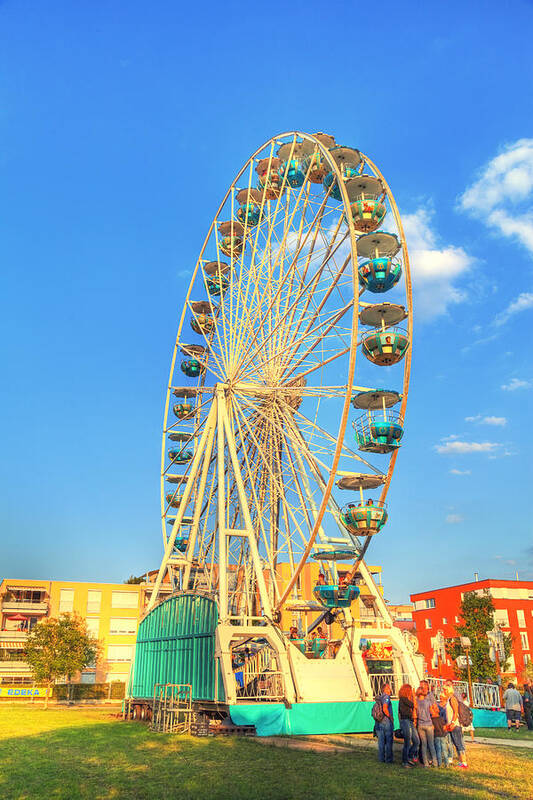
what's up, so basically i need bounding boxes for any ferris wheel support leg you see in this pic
[220,396,273,621]
[182,419,216,592]
[216,391,229,621]
[147,402,218,613]
[344,622,374,701]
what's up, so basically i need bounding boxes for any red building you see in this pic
[410,579,533,681]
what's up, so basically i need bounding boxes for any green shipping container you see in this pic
[131,593,225,702]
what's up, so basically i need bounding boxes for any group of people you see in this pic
[374,679,469,768]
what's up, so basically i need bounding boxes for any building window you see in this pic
[59,589,74,613]
[520,632,529,651]
[85,618,100,637]
[425,599,436,609]
[517,610,526,628]
[525,654,531,666]
[494,609,509,627]
[425,619,432,629]
[109,618,137,636]
[111,591,138,610]
[442,617,448,625]
[80,672,96,684]
[106,645,134,662]
[87,590,101,614]
[455,616,460,623]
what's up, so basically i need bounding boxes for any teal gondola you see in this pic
[358,257,402,293]
[167,448,193,465]
[354,412,404,454]
[313,584,360,609]
[340,502,388,536]
[361,328,409,366]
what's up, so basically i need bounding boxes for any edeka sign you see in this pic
[0,687,51,697]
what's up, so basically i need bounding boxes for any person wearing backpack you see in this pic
[443,681,468,769]
[372,682,394,763]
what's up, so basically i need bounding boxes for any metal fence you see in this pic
[369,674,501,709]
[368,673,410,698]
[236,669,285,701]
[427,677,500,709]
[472,682,500,709]
[427,677,469,700]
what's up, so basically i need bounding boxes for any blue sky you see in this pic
[1,0,532,602]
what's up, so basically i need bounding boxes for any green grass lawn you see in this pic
[475,726,533,741]
[0,706,531,800]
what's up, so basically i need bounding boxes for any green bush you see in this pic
[52,682,125,700]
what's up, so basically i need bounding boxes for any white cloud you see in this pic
[449,469,471,475]
[434,440,499,455]
[465,415,507,426]
[446,514,464,524]
[482,416,507,426]
[501,378,532,391]
[400,209,474,319]
[459,138,533,255]
[494,292,533,326]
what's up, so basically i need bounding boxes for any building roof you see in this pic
[410,577,533,601]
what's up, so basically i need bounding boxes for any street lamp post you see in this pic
[460,636,474,706]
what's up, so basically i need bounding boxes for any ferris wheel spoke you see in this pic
[232,402,281,593]
[231,185,335,375]
[277,220,348,356]
[233,397,311,558]
[273,409,340,589]
[280,399,384,476]
[277,301,353,379]
[234,243,342,380]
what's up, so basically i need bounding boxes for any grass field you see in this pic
[0,706,531,800]
[475,726,533,742]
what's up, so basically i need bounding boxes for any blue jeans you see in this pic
[450,725,466,760]
[376,718,393,763]
[418,724,437,765]
[400,718,419,764]
[434,736,450,766]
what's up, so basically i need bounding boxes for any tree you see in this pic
[24,614,101,708]
[445,590,513,683]
[521,660,533,685]
[124,575,144,584]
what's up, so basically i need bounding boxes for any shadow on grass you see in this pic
[0,719,530,800]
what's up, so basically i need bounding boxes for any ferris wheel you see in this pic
[147,131,412,628]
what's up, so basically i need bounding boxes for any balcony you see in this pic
[1,601,48,615]
[0,661,31,673]
[0,630,28,645]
